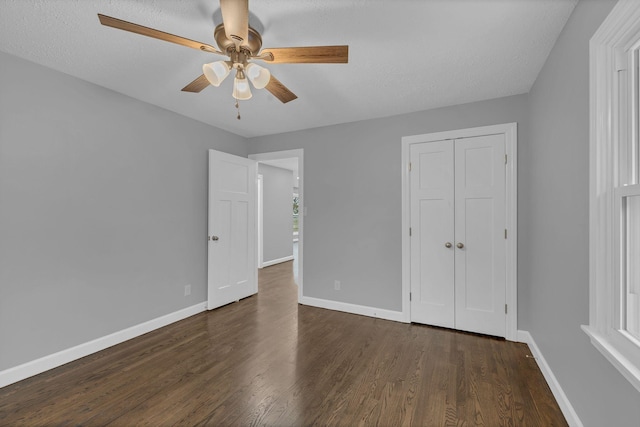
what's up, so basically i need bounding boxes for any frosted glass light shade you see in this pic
[246,63,271,89]
[232,76,252,100]
[203,61,231,87]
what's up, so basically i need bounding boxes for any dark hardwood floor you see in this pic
[0,261,567,426]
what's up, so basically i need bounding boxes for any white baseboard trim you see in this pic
[300,296,407,323]
[516,330,583,427]
[262,255,294,268]
[0,302,207,389]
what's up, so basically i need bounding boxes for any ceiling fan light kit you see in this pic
[97,0,348,118]
[232,71,252,101]
[245,63,270,89]
[202,61,231,87]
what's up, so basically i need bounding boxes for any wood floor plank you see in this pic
[0,261,568,426]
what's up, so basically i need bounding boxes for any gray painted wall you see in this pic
[248,94,528,312]
[523,0,640,425]
[0,52,247,370]
[258,163,293,263]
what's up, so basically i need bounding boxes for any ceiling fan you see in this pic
[98,0,349,118]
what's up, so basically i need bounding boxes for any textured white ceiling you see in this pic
[0,0,577,138]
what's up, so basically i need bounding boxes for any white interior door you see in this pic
[208,150,257,310]
[410,140,455,328]
[409,135,506,337]
[454,134,506,336]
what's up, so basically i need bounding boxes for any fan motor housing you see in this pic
[214,24,263,56]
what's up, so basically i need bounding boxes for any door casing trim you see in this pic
[401,123,518,341]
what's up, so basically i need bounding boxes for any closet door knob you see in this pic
[445,242,452,248]
[456,242,464,249]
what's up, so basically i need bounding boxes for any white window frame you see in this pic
[583,0,640,393]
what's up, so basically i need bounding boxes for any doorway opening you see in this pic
[250,149,304,302]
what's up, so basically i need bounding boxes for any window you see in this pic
[583,0,640,392]
[625,193,640,341]
[293,193,299,241]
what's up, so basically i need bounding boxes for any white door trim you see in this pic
[249,149,304,303]
[401,123,518,341]
[257,174,264,268]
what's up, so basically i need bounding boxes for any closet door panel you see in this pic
[454,134,506,337]
[409,141,455,328]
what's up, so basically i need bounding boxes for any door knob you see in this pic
[456,242,464,249]
[445,242,452,248]
[210,236,219,241]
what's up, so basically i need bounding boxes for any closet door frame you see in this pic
[401,123,518,341]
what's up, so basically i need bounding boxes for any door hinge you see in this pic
[505,154,508,165]
[409,162,412,172]
[615,47,627,71]
[505,304,508,314]
[505,229,507,239]
[410,292,412,301]
[409,227,412,236]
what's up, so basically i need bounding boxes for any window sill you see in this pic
[582,325,640,392]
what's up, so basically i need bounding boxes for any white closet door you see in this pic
[454,134,506,337]
[410,140,455,328]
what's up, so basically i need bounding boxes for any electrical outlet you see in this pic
[184,284,191,296]
[334,280,341,291]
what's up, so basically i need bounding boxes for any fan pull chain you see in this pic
[235,100,241,120]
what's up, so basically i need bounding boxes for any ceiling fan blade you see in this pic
[259,46,348,64]
[220,0,249,50]
[98,14,223,55]
[265,75,297,103]
[182,75,210,93]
